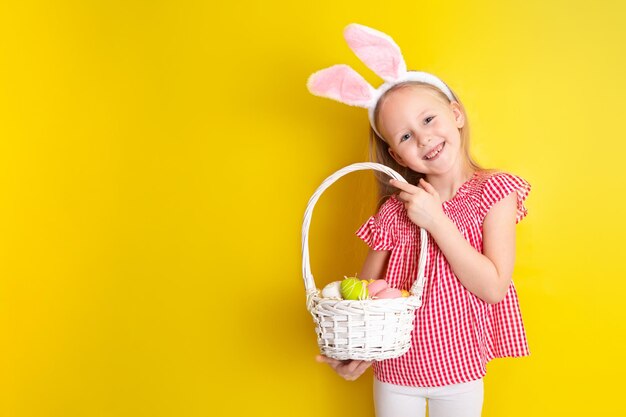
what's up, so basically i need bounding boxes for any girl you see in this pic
[307,24,531,417]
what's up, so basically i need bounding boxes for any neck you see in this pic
[425,163,475,202]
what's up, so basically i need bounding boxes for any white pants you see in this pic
[373,377,484,417]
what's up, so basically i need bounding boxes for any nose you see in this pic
[417,135,432,148]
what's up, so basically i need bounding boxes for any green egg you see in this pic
[340,277,369,300]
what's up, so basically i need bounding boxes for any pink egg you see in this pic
[367,279,389,297]
[374,288,403,299]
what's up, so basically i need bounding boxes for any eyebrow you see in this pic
[392,108,432,142]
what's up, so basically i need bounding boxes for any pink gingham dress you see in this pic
[355,170,531,387]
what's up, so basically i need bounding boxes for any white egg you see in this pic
[321,281,342,299]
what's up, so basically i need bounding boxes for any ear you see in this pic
[450,101,465,129]
[344,23,407,82]
[387,147,407,167]
[307,64,377,107]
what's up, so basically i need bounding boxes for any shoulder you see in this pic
[377,194,404,219]
[475,169,532,224]
[356,194,405,251]
[475,169,530,189]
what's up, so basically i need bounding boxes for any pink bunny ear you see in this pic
[344,23,407,82]
[306,64,377,107]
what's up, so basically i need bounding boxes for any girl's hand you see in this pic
[315,355,373,381]
[389,178,445,231]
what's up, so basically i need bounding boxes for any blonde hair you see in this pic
[368,81,486,210]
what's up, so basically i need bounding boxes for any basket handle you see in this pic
[301,162,428,298]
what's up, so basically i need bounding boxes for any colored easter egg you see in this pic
[321,281,342,299]
[340,277,368,300]
[374,288,403,299]
[367,279,389,297]
[401,289,410,297]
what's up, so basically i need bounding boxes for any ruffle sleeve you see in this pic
[480,172,531,224]
[355,196,401,251]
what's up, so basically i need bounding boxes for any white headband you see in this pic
[307,23,455,139]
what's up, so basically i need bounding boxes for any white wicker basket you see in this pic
[302,162,429,361]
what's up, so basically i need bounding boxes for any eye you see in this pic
[424,116,435,124]
[400,133,411,143]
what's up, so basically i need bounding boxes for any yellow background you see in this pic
[0,1,624,416]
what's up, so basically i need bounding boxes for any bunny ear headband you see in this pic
[306,23,455,140]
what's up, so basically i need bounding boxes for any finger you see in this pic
[418,178,438,196]
[344,360,364,374]
[316,355,341,367]
[398,191,418,204]
[389,178,420,193]
[397,191,407,203]
[353,360,373,376]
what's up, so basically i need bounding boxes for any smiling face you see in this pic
[375,84,466,176]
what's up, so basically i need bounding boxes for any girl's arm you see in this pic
[359,248,391,280]
[316,249,390,380]
[430,192,518,304]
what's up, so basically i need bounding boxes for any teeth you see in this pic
[425,143,443,159]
